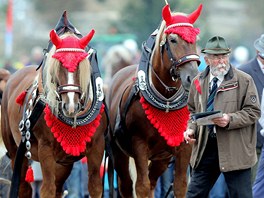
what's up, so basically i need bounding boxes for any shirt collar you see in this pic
[209,73,224,86]
[257,58,264,74]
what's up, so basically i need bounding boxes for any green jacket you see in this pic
[187,65,261,172]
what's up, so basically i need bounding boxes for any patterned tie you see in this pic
[207,77,218,138]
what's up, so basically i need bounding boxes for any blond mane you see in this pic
[43,32,91,113]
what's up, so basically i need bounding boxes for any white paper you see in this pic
[195,112,223,126]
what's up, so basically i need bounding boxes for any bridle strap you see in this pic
[163,41,200,79]
[164,41,200,68]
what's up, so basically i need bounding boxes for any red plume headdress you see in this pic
[50,29,95,72]
[162,4,202,43]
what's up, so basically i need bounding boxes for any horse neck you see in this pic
[150,50,181,98]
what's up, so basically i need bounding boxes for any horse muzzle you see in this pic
[57,84,83,117]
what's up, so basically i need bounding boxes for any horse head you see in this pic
[44,29,95,118]
[152,4,202,93]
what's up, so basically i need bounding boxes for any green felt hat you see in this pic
[201,36,231,54]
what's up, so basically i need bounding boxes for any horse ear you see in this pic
[50,29,62,48]
[188,4,203,24]
[79,29,95,49]
[162,4,172,24]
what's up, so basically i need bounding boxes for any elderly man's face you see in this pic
[205,54,230,77]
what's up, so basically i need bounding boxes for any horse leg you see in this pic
[174,142,192,198]
[133,142,150,198]
[87,137,105,198]
[55,163,73,198]
[148,158,172,198]
[38,144,57,197]
[112,142,133,198]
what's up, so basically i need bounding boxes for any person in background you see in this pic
[0,152,12,198]
[0,68,12,198]
[238,34,264,197]
[154,157,174,198]
[64,159,88,198]
[184,35,260,198]
[25,46,43,66]
[231,45,250,67]
[3,60,16,74]
[0,68,11,104]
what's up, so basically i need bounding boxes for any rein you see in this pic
[150,63,178,92]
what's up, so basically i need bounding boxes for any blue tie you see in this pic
[207,77,218,138]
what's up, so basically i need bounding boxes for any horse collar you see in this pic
[137,64,188,112]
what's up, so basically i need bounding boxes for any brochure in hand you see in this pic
[191,110,223,125]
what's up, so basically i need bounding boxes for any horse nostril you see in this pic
[187,75,191,84]
[63,103,68,111]
[75,102,81,112]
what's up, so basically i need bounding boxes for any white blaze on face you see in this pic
[67,72,75,114]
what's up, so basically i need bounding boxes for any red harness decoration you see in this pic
[44,104,104,156]
[16,91,27,106]
[140,97,189,147]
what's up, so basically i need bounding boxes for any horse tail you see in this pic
[105,151,114,198]
[129,157,137,197]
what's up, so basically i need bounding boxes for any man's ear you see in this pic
[204,56,210,65]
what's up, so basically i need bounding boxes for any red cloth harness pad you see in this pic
[140,97,189,147]
[44,104,104,156]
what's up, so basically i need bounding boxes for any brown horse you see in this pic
[106,3,202,198]
[1,23,107,197]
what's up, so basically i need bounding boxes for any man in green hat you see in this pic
[184,36,261,198]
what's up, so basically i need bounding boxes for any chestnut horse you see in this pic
[106,3,202,198]
[1,24,107,197]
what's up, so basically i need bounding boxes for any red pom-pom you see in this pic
[81,157,87,163]
[16,91,27,106]
[100,165,105,178]
[25,166,34,183]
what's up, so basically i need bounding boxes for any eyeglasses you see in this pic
[208,54,229,60]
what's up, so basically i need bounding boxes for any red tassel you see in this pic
[25,166,34,183]
[81,156,87,163]
[16,91,27,106]
[194,79,202,94]
[100,165,105,178]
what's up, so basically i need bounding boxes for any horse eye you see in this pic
[170,38,177,44]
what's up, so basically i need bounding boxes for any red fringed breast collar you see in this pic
[140,97,189,147]
[44,104,104,156]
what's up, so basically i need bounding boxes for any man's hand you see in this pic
[212,113,230,127]
[184,128,196,144]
